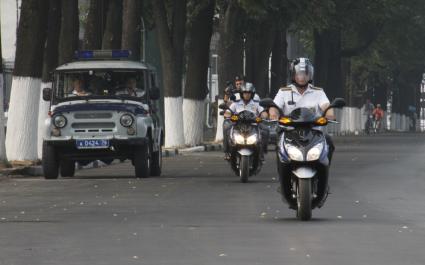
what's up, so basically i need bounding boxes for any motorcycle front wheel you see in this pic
[239,155,250,183]
[297,178,312,221]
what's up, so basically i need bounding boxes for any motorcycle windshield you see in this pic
[284,108,324,146]
[237,110,257,123]
[289,107,320,124]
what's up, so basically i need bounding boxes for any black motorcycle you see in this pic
[261,98,345,220]
[219,105,263,183]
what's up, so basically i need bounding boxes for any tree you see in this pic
[0,9,6,162]
[58,0,79,65]
[245,19,275,97]
[215,0,244,141]
[270,25,288,97]
[102,0,123,49]
[347,0,425,112]
[151,0,187,147]
[183,0,216,146]
[5,0,49,162]
[83,0,107,50]
[299,0,386,101]
[122,0,142,60]
[37,0,61,159]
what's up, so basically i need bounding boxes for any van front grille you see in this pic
[74,113,113,119]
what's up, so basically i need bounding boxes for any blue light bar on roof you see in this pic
[75,50,131,59]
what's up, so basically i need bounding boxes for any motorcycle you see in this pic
[260,98,346,220]
[219,104,263,183]
[365,114,374,134]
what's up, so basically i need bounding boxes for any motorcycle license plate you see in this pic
[76,139,110,149]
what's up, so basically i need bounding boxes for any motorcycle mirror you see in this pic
[330,98,346,109]
[259,98,275,108]
[323,98,346,116]
[218,103,228,110]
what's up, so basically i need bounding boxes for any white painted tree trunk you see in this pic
[6,77,41,161]
[214,99,224,142]
[164,96,185,148]
[0,75,6,161]
[183,98,205,146]
[37,82,51,159]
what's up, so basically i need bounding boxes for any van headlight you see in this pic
[53,115,67,128]
[285,144,304,161]
[307,142,324,161]
[246,134,258,145]
[120,114,134,127]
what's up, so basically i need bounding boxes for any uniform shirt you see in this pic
[228,99,264,115]
[71,89,91,96]
[115,87,145,97]
[273,84,330,116]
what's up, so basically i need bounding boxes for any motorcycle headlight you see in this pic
[307,142,324,161]
[285,144,304,161]
[53,115,67,128]
[233,132,245,144]
[120,114,134,127]
[246,134,258,145]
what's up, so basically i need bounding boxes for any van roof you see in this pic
[55,60,150,71]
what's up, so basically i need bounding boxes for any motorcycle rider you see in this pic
[373,103,384,132]
[269,57,336,163]
[363,99,375,133]
[223,82,268,160]
[224,75,260,107]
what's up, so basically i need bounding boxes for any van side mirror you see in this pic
[150,87,160,100]
[42,87,52,101]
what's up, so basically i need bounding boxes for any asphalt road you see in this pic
[1,134,425,265]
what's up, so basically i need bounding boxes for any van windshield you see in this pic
[54,70,147,102]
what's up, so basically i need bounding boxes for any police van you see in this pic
[42,50,163,179]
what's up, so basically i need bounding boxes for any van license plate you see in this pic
[76,139,110,149]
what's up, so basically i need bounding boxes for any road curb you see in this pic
[163,143,222,156]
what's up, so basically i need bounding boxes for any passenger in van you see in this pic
[116,77,145,97]
[71,77,91,96]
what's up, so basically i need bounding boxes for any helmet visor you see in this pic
[294,71,309,85]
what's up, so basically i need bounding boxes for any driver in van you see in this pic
[71,76,91,96]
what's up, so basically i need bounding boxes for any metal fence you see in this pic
[324,107,412,135]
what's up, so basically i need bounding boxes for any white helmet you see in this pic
[290,57,314,86]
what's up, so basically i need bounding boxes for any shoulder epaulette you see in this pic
[280,86,292,91]
[253,99,259,103]
[234,99,241,103]
[311,86,323,90]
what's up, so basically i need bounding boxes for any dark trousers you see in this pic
[325,134,335,163]
[223,119,233,153]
